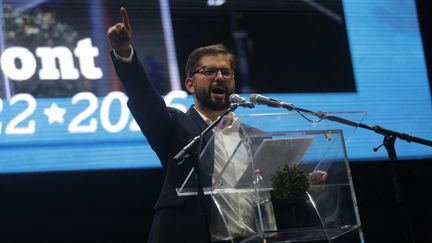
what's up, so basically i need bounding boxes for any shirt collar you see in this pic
[193,106,212,125]
[193,106,240,134]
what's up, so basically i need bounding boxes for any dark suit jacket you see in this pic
[111,51,213,243]
[111,51,264,243]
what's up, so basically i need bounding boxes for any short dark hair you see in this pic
[185,44,236,78]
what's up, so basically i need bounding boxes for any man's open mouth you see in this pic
[211,86,226,95]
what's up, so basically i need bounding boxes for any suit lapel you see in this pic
[186,106,214,187]
[185,105,213,147]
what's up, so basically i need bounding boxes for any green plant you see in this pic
[271,165,310,204]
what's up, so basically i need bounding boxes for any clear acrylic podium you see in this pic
[177,112,366,243]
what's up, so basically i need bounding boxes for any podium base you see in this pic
[239,225,361,243]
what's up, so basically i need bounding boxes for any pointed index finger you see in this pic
[120,7,131,32]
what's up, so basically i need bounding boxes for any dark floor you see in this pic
[0,159,431,243]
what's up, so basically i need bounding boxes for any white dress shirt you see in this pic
[194,108,256,241]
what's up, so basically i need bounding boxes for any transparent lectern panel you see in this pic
[238,130,362,243]
[176,112,364,243]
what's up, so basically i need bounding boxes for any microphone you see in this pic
[229,93,255,108]
[249,93,293,110]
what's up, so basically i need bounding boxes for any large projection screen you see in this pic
[0,0,431,173]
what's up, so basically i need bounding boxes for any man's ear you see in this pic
[185,78,195,94]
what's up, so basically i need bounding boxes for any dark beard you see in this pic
[194,85,231,111]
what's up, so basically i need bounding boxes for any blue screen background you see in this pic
[0,0,431,173]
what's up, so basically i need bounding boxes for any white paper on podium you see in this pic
[235,137,314,187]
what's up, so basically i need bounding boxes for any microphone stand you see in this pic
[174,103,242,162]
[281,103,432,243]
[280,103,432,148]
[173,103,242,243]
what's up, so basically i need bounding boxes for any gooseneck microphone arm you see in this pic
[174,102,241,164]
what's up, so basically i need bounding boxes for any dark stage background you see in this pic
[0,159,431,243]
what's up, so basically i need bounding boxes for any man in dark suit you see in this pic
[107,7,239,243]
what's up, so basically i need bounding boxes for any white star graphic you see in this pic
[44,103,67,124]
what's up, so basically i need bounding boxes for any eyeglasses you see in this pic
[192,66,234,79]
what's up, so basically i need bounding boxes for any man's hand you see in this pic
[107,7,132,57]
[309,170,328,185]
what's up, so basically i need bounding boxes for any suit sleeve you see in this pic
[110,50,173,169]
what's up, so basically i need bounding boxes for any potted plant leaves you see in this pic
[271,165,322,228]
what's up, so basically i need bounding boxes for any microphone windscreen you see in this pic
[229,93,244,103]
[249,93,260,104]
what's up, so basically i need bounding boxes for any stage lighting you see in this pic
[207,0,226,7]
